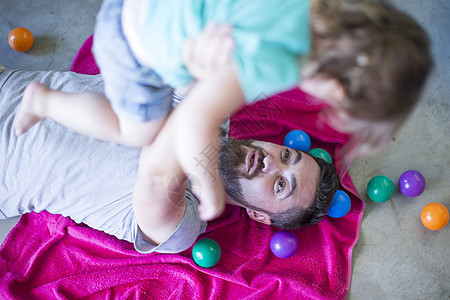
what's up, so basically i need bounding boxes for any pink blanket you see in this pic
[0,36,364,299]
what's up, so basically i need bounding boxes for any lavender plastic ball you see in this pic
[399,170,426,197]
[270,231,299,259]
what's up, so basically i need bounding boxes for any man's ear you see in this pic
[246,208,272,225]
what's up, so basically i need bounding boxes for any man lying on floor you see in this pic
[0,66,338,254]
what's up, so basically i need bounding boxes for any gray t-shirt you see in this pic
[0,69,207,253]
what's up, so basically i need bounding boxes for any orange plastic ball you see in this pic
[421,202,449,231]
[8,27,34,52]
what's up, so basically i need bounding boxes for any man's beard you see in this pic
[218,138,264,205]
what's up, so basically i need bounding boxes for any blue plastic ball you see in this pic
[283,130,311,152]
[270,231,299,259]
[328,190,351,218]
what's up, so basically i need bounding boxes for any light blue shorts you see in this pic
[93,0,174,122]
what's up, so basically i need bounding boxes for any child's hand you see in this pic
[182,23,235,80]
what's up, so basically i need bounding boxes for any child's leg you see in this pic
[14,81,165,147]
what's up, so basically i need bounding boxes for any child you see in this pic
[14,0,432,219]
[302,0,433,173]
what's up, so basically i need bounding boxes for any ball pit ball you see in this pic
[308,148,332,164]
[192,238,221,268]
[421,203,449,231]
[283,130,311,152]
[399,170,426,197]
[328,190,351,218]
[8,27,34,52]
[367,175,395,203]
[270,230,299,259]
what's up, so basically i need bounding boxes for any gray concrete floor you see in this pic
[1,1,449,299]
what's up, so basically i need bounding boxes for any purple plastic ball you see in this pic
[270,231,299,259]
[399,170,426,197]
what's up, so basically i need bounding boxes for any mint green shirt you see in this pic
[142,0,310,102]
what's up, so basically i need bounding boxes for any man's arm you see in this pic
[132,65,244,244]
[133,23,240,242]
[171,63,245,220]
[132,112,187,245]
[132,64,244,245]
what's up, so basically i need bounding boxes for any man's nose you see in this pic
[262,155,280,174]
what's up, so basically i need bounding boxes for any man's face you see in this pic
[219,139,320,215]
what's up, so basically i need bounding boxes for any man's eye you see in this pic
[277,178,286,193]
[283,149,291,162]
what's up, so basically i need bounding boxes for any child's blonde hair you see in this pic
[309,0,433,168]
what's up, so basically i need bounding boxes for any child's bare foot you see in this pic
[14,81,48,135]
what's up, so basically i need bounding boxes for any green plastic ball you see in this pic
[192,238,221,268]
[367,175,395,203]
[308,148,332,164]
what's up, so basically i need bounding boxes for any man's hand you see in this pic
[182,23,235,80]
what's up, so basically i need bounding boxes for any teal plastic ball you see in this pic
[308,148,332,164]
[192,238,221,268]
[367,175,395,203]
